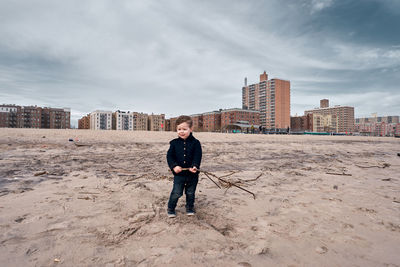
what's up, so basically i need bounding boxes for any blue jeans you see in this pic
[167,175,198,211]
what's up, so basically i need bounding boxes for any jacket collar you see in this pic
[178,132,194,141]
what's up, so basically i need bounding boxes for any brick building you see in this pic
[305,99,354,133]
[0,105,20,128]
[164,119,171,131]
[0,104,70,129]
[290,114,313,132]
[355,115,400,136]
[202,111,221,132]
[41,107,71,129]
[168,117,178,132]
[191,114,203,132]
[78,114,90,129]
[242,71,290,131]
[220,108,260,130]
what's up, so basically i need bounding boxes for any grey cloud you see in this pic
[0,0,399,126]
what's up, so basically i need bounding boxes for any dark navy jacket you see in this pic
[167,133,202,176]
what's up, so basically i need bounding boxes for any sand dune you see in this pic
[0,128,399,266]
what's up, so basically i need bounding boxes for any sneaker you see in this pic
[167,210,176,218]
[186,209,195,216]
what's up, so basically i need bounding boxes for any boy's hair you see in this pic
[175,115,193,128]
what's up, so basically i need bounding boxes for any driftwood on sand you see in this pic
[176,168,257,199]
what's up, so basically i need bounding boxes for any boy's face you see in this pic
[177,122,192,140]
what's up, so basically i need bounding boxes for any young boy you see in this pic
[167,115,202,218]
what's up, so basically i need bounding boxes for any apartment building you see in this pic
[290,114,313,132]
[132,112,148,131]
[191,114,203,132]
[305,99,354,133]
[356,115,399,124]
[355,115,400,136]
[0,104,70,129]
[164,119,171,131]
[220,108,260,130]
[242,71,290,130]
[41,107,71,129]
[0,105,20,128]
[202,111,221,132]
[312,114,338,133]
[90,110,112,130]
[78,114,90,129]
[148,113,165,131]
[113,110,133,130]
[168,117,178,132]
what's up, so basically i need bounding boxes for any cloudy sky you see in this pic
[1,0,399,126]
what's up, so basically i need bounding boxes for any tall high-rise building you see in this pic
[242,71,290,130]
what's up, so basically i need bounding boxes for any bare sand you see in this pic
[0,128,399,266]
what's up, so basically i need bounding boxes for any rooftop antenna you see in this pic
[244,77,247,86]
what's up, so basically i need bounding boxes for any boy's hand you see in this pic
[189,166,198,173]
[173,166,182,173]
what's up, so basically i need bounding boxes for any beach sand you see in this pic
[0,128,399,266]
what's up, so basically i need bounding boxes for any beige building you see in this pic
[132,112,148,131]
[312,114,338,133]
[148,113,165,131]
[242,71,290,130]
[90,110,112,130]
[305,99,354,133]
[113,111,134,130]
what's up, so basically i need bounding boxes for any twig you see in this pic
[218,176,256,199]
[326,172,352,176]
[239,172,263,182]
[202,170,256,199]
[34,171,47,176]
[168,168,256,199]
[219,171,237,179]
[355,163,390,169]
[74,142,91,147]
[202,171,222,189]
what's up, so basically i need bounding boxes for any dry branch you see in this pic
[326,172,352,176]
[355,163,390,169]
[167,168,257,199]
[74,142,91,147]
[34,171,47,176]
[239,172,263,182]
[201,170,256,199]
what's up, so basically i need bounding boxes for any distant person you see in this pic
[166,115,202,218]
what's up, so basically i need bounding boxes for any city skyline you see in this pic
[1,0,399,127]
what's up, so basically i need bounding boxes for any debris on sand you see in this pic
[34,171,47,176]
